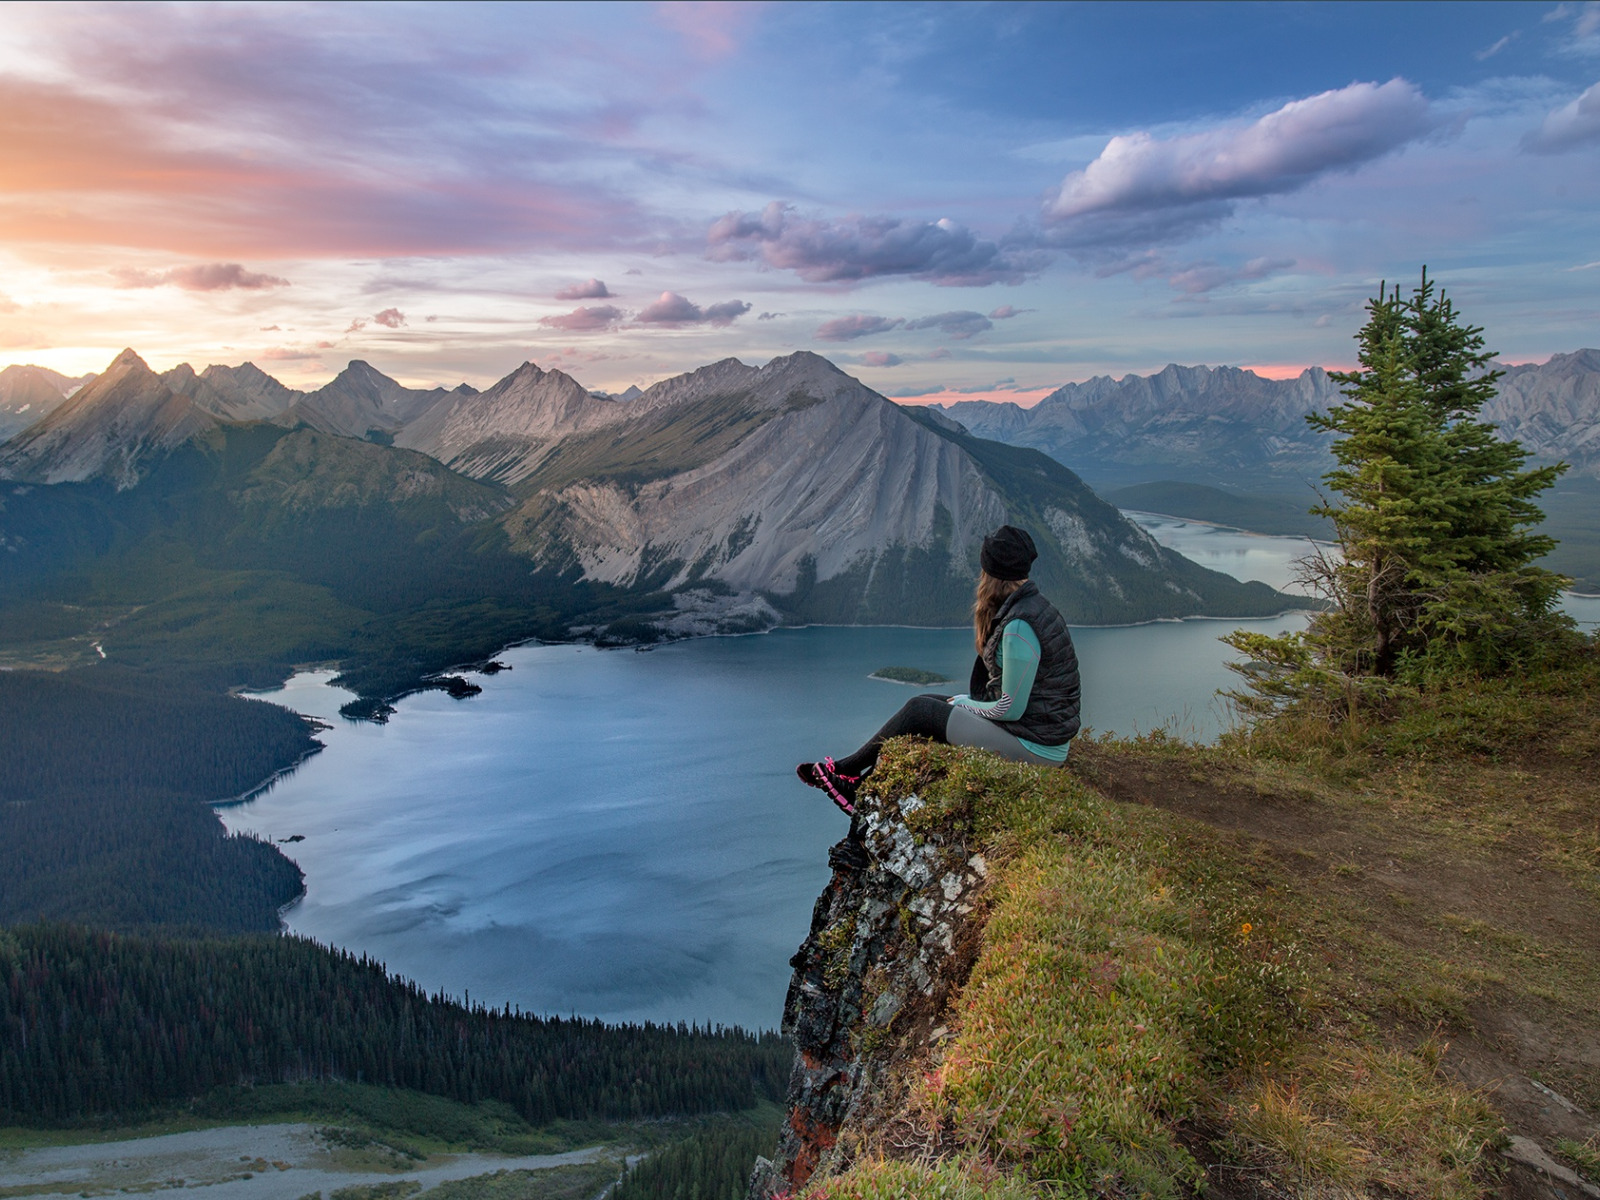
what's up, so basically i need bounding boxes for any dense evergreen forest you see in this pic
[0,667,313,930]
[613,1119,782,1200]
[0,925,789,1125]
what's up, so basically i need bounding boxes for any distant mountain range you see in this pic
[0,349,1294,712]
[0,365,97,441]
[935,350,1600,491]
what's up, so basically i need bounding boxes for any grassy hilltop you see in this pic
[797,647,1600,1199]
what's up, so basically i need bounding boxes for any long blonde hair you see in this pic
[973,570,1025,652]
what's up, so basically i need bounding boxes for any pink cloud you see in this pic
[635,291,750,326]
[860,351,902,367]
[0,15,656,259]
[555,278,612,300]
[539,304,625,331]
[373,308,406,328]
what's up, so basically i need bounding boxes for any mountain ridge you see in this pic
[0,349,220,488]
[0,348,1296,686]
[936,352,1600,489]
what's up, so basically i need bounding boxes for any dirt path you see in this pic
[0,1123,617,1200]
[1075,744,1600,1198]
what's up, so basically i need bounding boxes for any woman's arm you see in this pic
[950,620,1040,721]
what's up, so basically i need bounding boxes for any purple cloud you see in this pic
[988,305,1026,319]
[860,351,903,367]
[111,262,290,290]
[373,307,406,328]
[707,201,1041,286]
[1042,80,1436,251]
[1525,81,1600,152]
[555,278,612,300]
[815,314,904,341]
[539,304,625,331]
[904,311,993,340]
[634,291,751,326]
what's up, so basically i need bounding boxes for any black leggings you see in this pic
[833,694,954,776]
[833,692,1066,776]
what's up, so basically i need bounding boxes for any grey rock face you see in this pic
[1487,349,1600,479]
[189,362,301,421]
[752,791,988,1198]
[279,360,462,439]
[506,352,1005,599]
[395,361,621,484]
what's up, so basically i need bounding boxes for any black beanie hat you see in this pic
[980,525,1037,581]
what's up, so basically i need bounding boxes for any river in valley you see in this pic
[220,514,1597,1031]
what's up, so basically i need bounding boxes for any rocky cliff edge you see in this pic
[751,738,1599,1200]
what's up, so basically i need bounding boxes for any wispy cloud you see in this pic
[634,291,751,326]
[860,351,902,367]
[110,262,289,290]
[1549,1,1600,54]
[1524,80,1600,151]
[904,310,992,340]
[707,201,1042,286]
[815,314,903,341]
[1475,32,1519,60]
[1040,80,1437,253]
[1166,256,1296,295]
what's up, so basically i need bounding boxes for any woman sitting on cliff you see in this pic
[797,524,1081,814]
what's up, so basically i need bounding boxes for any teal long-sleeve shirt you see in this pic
[949,619,1070,762]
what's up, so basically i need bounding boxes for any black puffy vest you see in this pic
[967,581,1081,746]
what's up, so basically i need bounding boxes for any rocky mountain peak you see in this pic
[106,348,151,374]
[0,348,214,487]
[392,359,617,485]
[634,356,759,413]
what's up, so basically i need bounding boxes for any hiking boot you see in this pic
[796,757,861,815]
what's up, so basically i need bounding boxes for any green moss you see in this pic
[808,1158,1034,1199]
[818,915,859,991]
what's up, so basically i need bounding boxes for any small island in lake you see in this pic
[870,666,952,686]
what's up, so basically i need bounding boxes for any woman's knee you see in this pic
[884,694,953,740]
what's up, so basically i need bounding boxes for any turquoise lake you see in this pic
[221,515,1598,1031]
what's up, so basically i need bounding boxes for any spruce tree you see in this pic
[1227,269,1576,714]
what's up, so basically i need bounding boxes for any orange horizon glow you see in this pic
[891,386,1058,409]
[1238,363,1335,379]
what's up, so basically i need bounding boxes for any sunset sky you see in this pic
[1,1,1596,402]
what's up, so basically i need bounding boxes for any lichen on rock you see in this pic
[751,786,992,1197]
